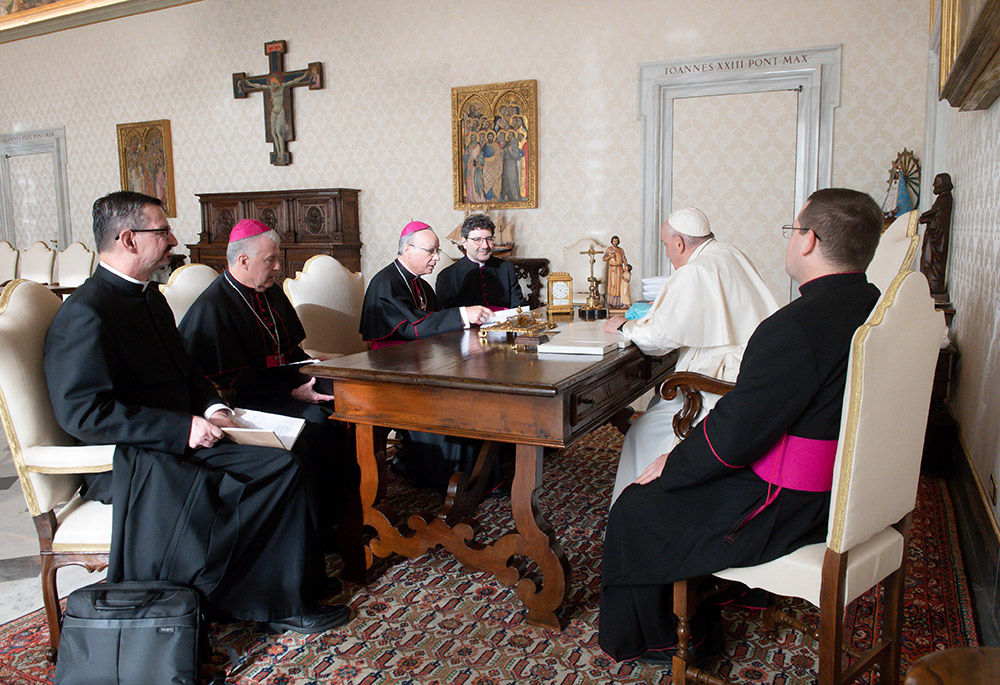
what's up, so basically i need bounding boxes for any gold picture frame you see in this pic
[116,119,176,217]
[939,0,1000,110]
[452,79,538,210]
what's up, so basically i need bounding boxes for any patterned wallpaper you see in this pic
[0,0,928,305]
[672,90,798,303]
[946,103,1000,519]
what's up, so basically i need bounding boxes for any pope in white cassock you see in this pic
[606,207,778,504]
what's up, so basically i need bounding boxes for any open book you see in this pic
[221,408,305,450]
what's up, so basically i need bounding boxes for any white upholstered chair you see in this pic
[671,269,944,685]
[866,210,920,294]
[159,263,219,325]
[0,280,113,655]
[283,254,367,357]
[54,241,96,288]
[18,241,56,284]
[562,238,607,304]
[0,241,17,284]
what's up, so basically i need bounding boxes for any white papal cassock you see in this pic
[611,238,778,504]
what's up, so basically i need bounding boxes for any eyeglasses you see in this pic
[410,244,441,256]
[780,225,822,241]
[116,227,173,240]
[466,236,495,245]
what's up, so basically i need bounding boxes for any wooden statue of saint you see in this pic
[918,172,953,298]
[603,235,629,312]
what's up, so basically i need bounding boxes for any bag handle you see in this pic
[93,590,164,611]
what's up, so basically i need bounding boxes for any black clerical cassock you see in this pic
[358,258,483,494]
[435,255,525,310]
[44,266,327,622]
[599,273,880,661]
[178,270,358,529]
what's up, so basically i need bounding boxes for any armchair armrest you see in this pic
[659,372,735,440]
[21,444,115,473]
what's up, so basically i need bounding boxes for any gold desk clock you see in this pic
[546,272,574,315]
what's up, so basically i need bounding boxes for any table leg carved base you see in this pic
[355,425,570,630]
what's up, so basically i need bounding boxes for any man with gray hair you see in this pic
[359,220,493,494]
[179,219,358,560]
[604,207,778,504]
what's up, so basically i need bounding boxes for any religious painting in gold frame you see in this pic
[938,0,1000,110]
[115,119,176,217]
[452,79,538,210]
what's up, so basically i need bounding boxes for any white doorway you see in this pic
[0,128,72,250]
[638,46,842,301]
[672,90,798,303]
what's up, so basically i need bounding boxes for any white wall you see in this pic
[0,0,929,290]
[947,102,1000,522]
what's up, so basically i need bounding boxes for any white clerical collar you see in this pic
[464,254,487,268]
[99,261,151,290]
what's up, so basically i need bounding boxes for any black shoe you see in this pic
[266,604,351,634]
[637,647,677,664]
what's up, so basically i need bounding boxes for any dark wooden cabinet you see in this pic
[187,188,361,281]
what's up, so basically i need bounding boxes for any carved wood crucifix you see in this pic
[232,40,323,166]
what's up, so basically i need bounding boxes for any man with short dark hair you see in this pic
[599,188,884,664]
[178,219,358,539]
[436,213,525,310]
[45,192,349,634]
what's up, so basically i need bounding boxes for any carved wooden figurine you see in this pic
[918,172,953,298]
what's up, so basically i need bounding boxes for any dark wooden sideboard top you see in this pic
[187,187,361,281]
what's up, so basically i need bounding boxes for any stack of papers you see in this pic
[537,320,631,356]
[642,276,667,301]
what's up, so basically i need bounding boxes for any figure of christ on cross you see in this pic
[233,40,323,166]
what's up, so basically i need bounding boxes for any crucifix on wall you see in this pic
[232,40,323,166]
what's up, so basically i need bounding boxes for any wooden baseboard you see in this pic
[947,432,1000,646]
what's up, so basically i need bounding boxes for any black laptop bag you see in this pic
[54,580,202,685]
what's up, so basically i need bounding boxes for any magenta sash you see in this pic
[750,434,838,492]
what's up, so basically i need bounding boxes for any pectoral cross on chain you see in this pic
[232,40,323,166]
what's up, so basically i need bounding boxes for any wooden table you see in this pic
[307,330,675,630]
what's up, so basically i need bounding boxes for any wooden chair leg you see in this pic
[673,579,697,685]
[818,549,848,685]
[881,560,907,683]
[39,553,61,660]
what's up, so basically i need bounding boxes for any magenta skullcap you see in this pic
[229,219,271,243]
[401,220,431,238]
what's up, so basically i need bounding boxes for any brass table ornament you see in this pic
[577,244,607,320]
[479,308,557,345]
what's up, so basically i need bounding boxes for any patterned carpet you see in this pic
[0,424,978,684]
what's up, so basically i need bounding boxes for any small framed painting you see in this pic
[452,79,538,210]
[116,119,176,217]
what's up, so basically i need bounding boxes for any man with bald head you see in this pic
[359,221,493,493]
[605,207,778,504]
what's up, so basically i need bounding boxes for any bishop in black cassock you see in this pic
[44,192,348,633]
[436,213,525,310]
[178,219,358,532]
[598,189,884,662]
[359,221,494,494]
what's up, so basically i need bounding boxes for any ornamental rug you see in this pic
[0,425,978,684]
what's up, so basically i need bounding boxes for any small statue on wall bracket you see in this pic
[232,40,323,166]
[918,172,953,301]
